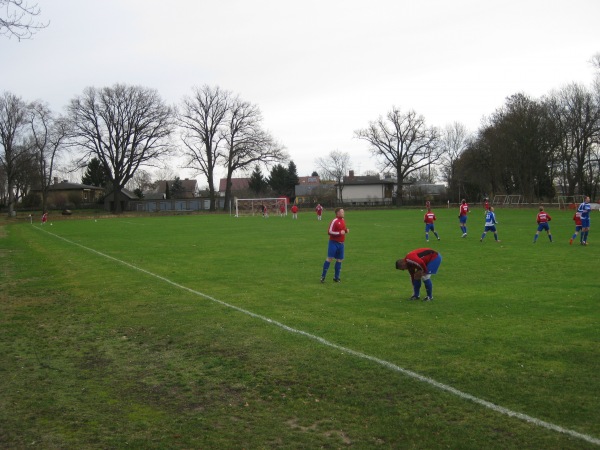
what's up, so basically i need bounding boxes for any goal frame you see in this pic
[234,197,288,217]
[557,195,585,210]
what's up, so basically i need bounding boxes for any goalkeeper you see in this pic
[395,248,442,301]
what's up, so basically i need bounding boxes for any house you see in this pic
[30,178,105,208]
[338,171,395,205]
[150,179,199,199]
[218,178,250,196]
[104,188,138,212]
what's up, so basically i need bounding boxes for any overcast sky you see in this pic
[2,0,599,185]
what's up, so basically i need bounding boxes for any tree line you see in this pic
[2,55,599,215]
[0,85,288,215]
[354,59,600,205]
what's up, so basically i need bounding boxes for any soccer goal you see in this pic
[492,195,507,206]
[234,198,287,217]
[557,195,585,210]
[506,195,522,206]
[492,194,521,207]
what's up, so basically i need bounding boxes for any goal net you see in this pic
[557,195,585,210]
[492,194,522,206]
[234,197,288,217]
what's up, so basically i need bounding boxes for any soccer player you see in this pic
[533,206,553,243]
[480,206,500,242]
[320,207,349,283]
[577,196,591,245]
[395,248,442,301]
[315,203,323,221]
[570,211,582,245]
[41,211,48,225]
[484,198,490,211]
[291,204,299,219]
[279,203,286,217]
[458,199,469,237]
[423,208,440,242]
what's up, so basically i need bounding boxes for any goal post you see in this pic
[234,197,288,217]
[557,195,585,210]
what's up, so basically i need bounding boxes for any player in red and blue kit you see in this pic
[577,196,591,245]
[570,211,582,245]
[395,248,442,301]
[533,206,553,243]
[423,208,440,242]
[321,208,349,283]
[458,199,469,237]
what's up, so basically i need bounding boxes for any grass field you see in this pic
[1,206,599,449]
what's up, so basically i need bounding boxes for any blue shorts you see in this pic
[459,216,467,224]
[484,225,496,232]
[425,224,435,232]
[426,254,442,275]
[575,225,582,232]
[537,223,550,232]
[327,240,345,260]
[581,218,590,228]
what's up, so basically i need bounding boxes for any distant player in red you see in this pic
[291,204,299,219]
[570,211,582,245]
[315,203,323,221]
[484,198,490,210]
[423,208,440,242]
[425,200,431,209]
[320,208,349,283]
[261,204,268,218]
[41,211,48,225]
[458,199,469,237]
[279,203,286,217]
[395,248,442,301]
[533,206,553,243]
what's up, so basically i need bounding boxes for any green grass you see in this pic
[1,207,599,449]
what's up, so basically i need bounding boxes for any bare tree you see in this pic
[547,83,600,196]
[67,84,175,213]
[315,150,351,203]
[28,101,69,211]
[439,122,470,183]
[0,91,30,216]
[179,85,230,211]
[0,0,48,40]
[355,107,440,205]
[221,96,286,210]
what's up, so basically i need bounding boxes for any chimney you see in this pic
[348,170,355,179]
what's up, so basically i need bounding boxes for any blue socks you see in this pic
[322,261,330,278]
[412,279,422,297]
[334,261,341,279]
[424,279,433,297]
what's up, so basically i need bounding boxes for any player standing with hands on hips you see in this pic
[533,206,553,243]
[395,248,442,301]
[458,199,469,237]
[321,208,349,283]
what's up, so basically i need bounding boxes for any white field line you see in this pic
[37,227,600,447]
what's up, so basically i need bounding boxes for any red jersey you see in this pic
[459,203,469,216]
[328,217,348,243]
[424,212,436,224]
[315,205,323,215]
[573,212,582,226]
[41,213,48,223]
[404,248,439,274]
[536,212,552,223]
[484,200,490,210]
[291,205,298,213]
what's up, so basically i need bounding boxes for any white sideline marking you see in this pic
[38,227,600,446]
